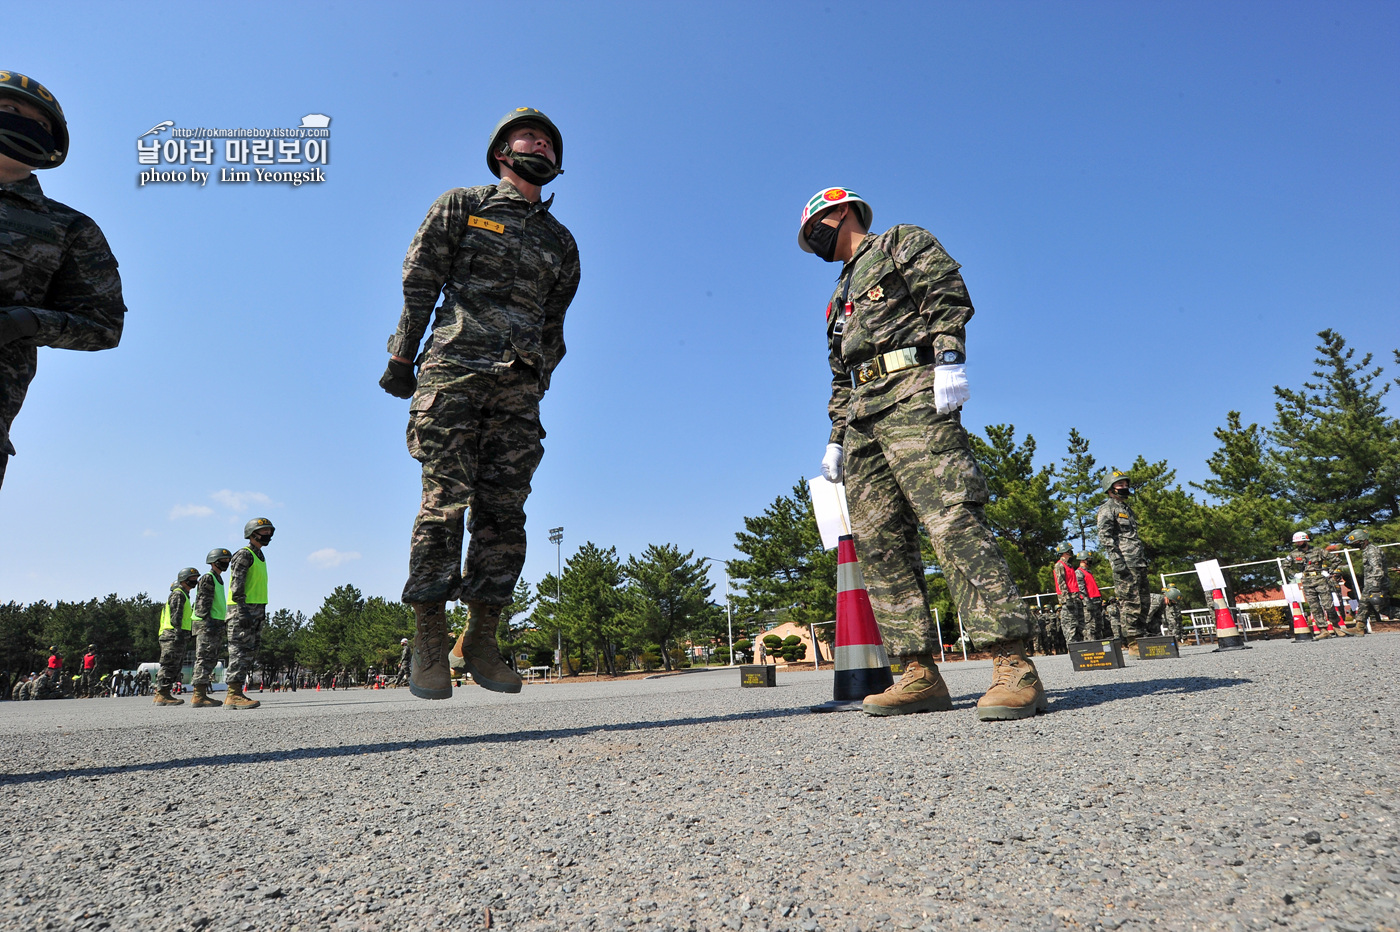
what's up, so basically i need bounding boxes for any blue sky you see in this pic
[3,1,1397,613]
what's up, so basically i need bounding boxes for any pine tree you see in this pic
[1191,412,1294,566]
[622,544,716,671]
[1271,330,1400,533]
[729,481,837,631]
[1125,455,1208,585]
[968,423,1066,595]
[1053,428,1103,553]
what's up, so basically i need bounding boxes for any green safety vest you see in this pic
[158,586,194,634]
[239,547,268,604]
[193,575,228,622]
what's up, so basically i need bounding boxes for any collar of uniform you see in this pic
[495,178,555,214]
[0,174,49,209]
[836,232,878,279]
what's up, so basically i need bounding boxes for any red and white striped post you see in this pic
[812,534,894,712]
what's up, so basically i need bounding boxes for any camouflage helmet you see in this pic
[1163,587,1181,601]
[176,567,199,585]
[1056,542,1074,556]
[486,107,562,179]
[205,547,232,565]
[243,517,274,539]
[1345,528,1370,546]
[799,187,873,253]
[1077,551,1093,563]
[0,70,68,168]
[1101,468,1130,493]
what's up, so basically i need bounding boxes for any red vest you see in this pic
[83,653,97,670]
[1080,569,1101,599]
[1054,559,1079,595]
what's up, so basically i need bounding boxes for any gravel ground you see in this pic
[1,635,1396,932]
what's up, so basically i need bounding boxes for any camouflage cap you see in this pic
[0,70,68,167]
[486,107,562,179]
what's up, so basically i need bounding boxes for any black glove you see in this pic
[0,308,39,348]
[379,358,416,399]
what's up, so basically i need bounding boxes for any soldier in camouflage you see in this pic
[1095,470,1149,644]
[394,637,410,687]
[1075,552,1108,639]
[800,187,1044,721]
[0,71,125,490]
[189,548,232,708]
[225,518,273,709]
[1146,587,1183,639]
[155,568,198,706]
[1051,544,1085,645]
[1344,529,1387,635]
[1323,543,1354,629]
[1290,532,1343,637]
[381,108,580,702]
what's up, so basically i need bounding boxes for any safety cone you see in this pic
[1290,598,1314,642]
[1210,587,1250,652]
[812,534,894,713]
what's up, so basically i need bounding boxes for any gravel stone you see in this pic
[0,637,1397,930]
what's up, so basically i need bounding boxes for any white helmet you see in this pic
[1292,531,1310,544]
[401,638,409,645]
[798,187,872,253]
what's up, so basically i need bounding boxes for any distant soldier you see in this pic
[800,186,1045,720]
[1096,469,1149,645]
[1075,553,1108,639]
[46,646,61,679]
[1147,588,1183,639]
[190,548,232,708]
[32,670,62,700]
[1051,544,1085,645]
[80,645,97,698]
[394,637,410,687]
[1323,543,1353,625]
[155,568,198,705]
[226,518,274,709]
[0,71,126,490]
[1291,532,1343,637]
[1345,528,1388,635]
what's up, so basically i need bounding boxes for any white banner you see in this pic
[1195,559,1228,593]
[1282,582,1303,603]
[808,476,852,551]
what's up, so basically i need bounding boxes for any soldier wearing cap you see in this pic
[225,518,274,709]
[380,108,580,702]
[1344,528,1387,635]
[0,71,125,490]
[1096,469,1150,646]
[155,569,199,706]
[1290,531,1342,637]
[189,548,232,708]
[798,187,1045,721]
[1051,544,1085,645]
[1147,588,1183,639]
[1075,553,1108,639]
[394,637,410,687]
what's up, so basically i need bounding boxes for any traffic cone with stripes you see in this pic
[1210,587,1250,652]
[812,534,894,713]
[1289,596,1314,642]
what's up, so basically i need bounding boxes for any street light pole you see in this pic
[701,556,735,666]
[549,527,563,674]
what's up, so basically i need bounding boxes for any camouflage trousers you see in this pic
[1084,597,1108,639]
[403,365,545,606]
[843,394,1029,655]
[157,630,188,690]
[1353,593,1385,633]
[226,603,266,686]
[1301,577,1339,629]
[1109,562,1149,638]
[191,618,226,686]
[0,344,38,490]
[1058,596,1086,644]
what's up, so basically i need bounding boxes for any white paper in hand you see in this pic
[808,475,852,551]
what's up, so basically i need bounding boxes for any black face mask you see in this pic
[0,112,58,167]
[806,214,844,262]
[502,149,562,186]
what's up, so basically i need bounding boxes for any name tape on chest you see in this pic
[467,215,505,234]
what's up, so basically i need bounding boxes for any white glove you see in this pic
[934,363,970,414]
[821,443,844,483]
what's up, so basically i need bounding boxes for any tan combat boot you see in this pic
[449,601,522,694]
[153,686,184,706]
[223,682,261,710]
[976,639,1047,721]
[861,657,952,716]
[189,684,221,708]
[409,602,453,700]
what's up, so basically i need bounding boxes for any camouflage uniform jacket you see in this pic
[1297,547,1329,580]
[389,180,580,396]
[825,226,973,443]
[1096,497,1145,568]
[399,643,411,665]
[1323,549,1349,586]
[1361,543,1389,597]
[164,587,189,629]
[192,572,222,620]
[228,548,264,604]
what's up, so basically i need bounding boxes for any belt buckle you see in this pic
[856,360,881,384]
